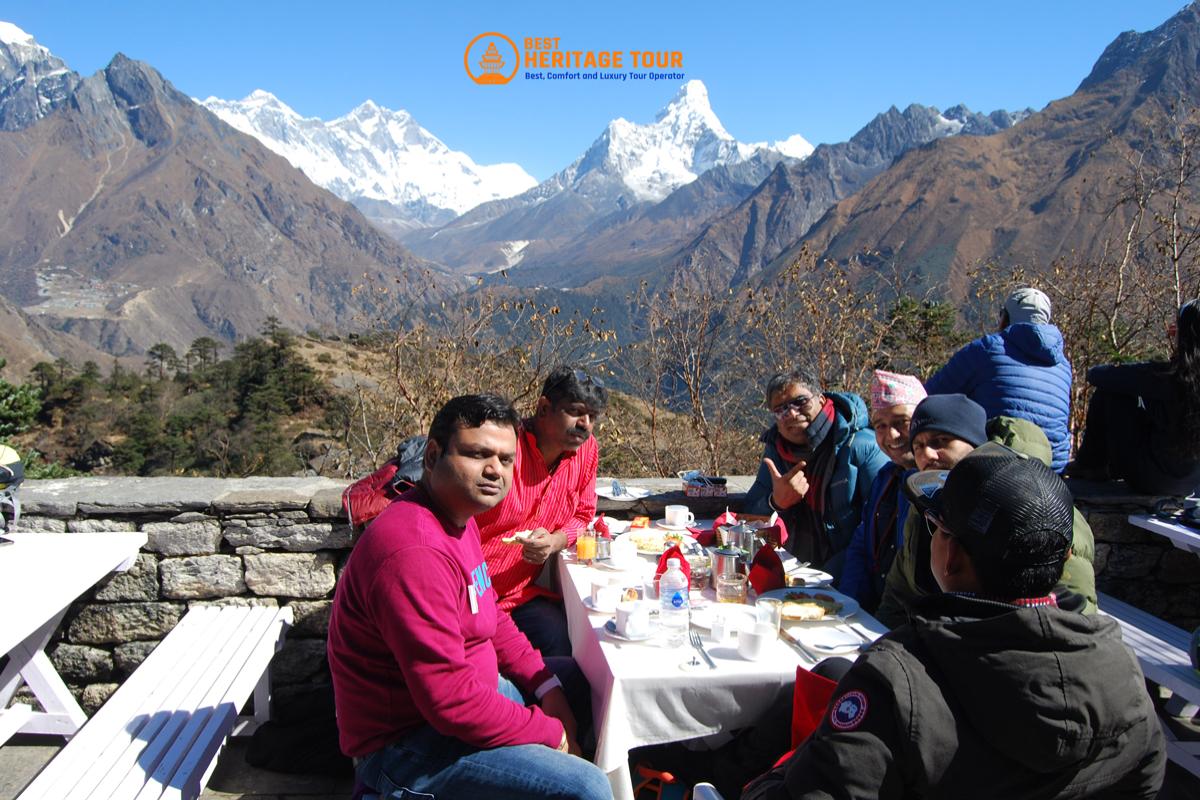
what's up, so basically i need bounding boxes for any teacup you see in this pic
[590,578,621,613]
[664,504,695,528]
[616,600,651,638]
[737,620,776,661]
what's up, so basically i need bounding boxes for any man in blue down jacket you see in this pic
[924,287,1072,472]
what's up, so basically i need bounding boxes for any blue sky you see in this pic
[3,1,1191,180]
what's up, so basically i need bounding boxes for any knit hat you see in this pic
[1004,287,1052,326]
[870,370,927,411]
[908,394,987,449]
[905,442,1073,567]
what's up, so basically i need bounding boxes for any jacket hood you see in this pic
[911,596,1144,772]
[986,415,1053,467]
[1002,323,1066,367]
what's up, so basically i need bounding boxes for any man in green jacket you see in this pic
[874,394,1096,628]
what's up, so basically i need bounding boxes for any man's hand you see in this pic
[540,687,582,755]
[764,459,808,510]
[522,528,567,565]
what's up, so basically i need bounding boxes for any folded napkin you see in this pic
[758,511,789,547]
[689,508,738,547]
[788,666,839,751]
[748,545,785,595]
[592,515,611,537]
[655,544,692,590]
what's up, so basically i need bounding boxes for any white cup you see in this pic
[737,620,776,661]
[664,504,695,528]
[616,600,651,638]
[591,578,621,613]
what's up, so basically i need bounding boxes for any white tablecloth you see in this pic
[557,549,888,800]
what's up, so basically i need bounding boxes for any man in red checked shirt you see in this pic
[477,365,609,657]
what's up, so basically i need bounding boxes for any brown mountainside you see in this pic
[0,54,451,359]
[775,3,1200,293]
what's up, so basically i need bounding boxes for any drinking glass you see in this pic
[716,573,748,604]
[576,531,597,564]
[756,597,783,634]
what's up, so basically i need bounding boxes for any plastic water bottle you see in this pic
[659,558,690,647]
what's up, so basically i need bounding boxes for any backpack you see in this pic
[342,436,427,530]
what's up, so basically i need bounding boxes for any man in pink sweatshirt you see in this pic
[328,394,612,799]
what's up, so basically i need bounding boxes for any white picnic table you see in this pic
[0,530,147,744]
[1127,513,1200,555]
[557,529,887,800]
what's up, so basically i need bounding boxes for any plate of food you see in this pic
[757,587,860,621]
[620,529,703,556]
[785,566,834,587]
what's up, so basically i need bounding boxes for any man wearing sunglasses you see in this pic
[874,394,1096,628]
[741,444,1164,800]
[476,365,609,657]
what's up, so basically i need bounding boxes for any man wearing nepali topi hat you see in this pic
[741,444,1164,800]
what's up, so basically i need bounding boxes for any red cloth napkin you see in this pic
[758,515,787,546]
[689,509,738,547]
[748,546,785,594]
[655,544,692,591]
[789,666,839,750]
[592,515,611,537]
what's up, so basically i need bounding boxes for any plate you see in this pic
[757,587,860,620]
[583,596,620,614]
[622,530,702,556]
[785,567,834,587]
[791,626,863,654]
[596,485,652,501]
[654,518,695,531]
[603,619,656,642]
[592,558,643,573]
[689,603,757,630]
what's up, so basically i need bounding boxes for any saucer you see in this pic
[654,519,694,531]
[603,619,655,642]
[584,596,619,614]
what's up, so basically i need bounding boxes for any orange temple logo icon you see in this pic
[465,32,519,85]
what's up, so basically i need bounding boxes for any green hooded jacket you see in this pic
[874,416,1097,629]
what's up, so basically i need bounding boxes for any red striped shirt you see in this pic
[477,424,598,611]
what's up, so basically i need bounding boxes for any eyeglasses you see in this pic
[771,395,814,419]
[923,509,953,538]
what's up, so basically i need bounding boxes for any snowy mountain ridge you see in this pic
[201,90,538,227]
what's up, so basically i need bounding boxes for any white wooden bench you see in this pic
[1098,591,1200,776]
[1128,513,1200,555]
[16,604,293,800]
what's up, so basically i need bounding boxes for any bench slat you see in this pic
[17,605,291,800]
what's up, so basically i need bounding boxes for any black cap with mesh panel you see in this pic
[906,442,1074,568]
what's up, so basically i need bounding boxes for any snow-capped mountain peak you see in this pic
[561,78,811,203]
[201,91,537,227]
[0,20,79,131]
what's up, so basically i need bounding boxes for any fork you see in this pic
[688,630,717,669]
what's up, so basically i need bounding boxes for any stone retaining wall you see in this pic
[5,476,1198,716]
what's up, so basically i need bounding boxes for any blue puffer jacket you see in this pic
[744,392,888,579]
[925,323,1072,471]
[838,461,912,612]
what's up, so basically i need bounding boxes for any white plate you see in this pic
[603,619,656,642]
[790,626,863,654]
[756,587,861,620]
[596,485,652,501]
[654,519,695,532]
[785,567,834,587]
[592,558,643,573]
[689,603,757,630]
[583,596,620,614]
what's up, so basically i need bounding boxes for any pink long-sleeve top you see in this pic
[327,485,561,757]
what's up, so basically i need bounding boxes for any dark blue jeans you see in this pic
[510,595,573,657]
[356,660,608,799]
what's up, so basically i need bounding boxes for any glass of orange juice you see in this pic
[576,531,597,564]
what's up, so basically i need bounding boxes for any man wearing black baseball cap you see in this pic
[874,394,1096,628]
[741,444,1164,800]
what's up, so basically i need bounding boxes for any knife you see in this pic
[778,626,820,662]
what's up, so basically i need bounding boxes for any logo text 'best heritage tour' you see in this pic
[465,33,684,85]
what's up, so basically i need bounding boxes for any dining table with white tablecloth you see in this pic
[555,533,889,800]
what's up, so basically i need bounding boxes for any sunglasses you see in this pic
[770,395,815,419]
[923,509,954,538]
